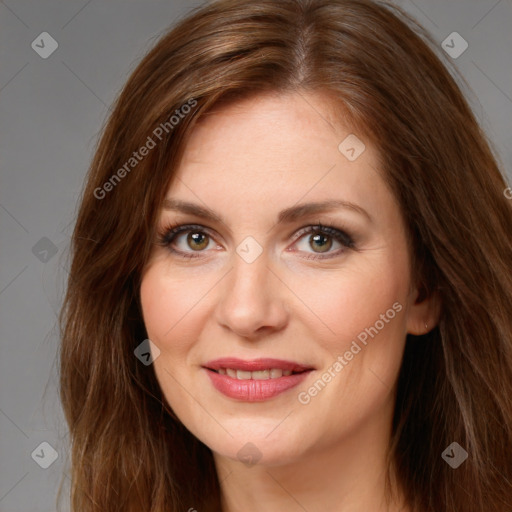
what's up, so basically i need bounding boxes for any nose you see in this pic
[214,250,289,339]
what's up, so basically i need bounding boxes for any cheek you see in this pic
[139,266,203,411]
[139,266,203,355]
[291,257,409,349]
[292,268,408,428]
[289,253,410,417]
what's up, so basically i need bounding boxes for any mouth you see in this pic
[209,367,303,378]
[202,358,314,401]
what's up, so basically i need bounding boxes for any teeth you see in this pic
[252,370,270,380]
[217,368,296,379]
[236,370,252,380]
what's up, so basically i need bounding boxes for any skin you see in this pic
[140,91,439,512]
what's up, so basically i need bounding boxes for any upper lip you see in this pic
[203,357,314,373]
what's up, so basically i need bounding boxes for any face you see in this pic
[140,91,431,467]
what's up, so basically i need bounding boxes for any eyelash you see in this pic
[155,222,356,260]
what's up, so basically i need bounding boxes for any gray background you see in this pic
[1,0,511,510]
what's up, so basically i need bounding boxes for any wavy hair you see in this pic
[58,0,512,510]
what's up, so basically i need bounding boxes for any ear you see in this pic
[406,284,442,335]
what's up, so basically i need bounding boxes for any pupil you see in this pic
[188,232,208,250]
[310,233,332,253]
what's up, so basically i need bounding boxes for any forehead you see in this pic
[181,92,350,164]
[172,93,377,189]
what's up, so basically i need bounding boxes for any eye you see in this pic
[156,223,218,259]
[291,223,355,260]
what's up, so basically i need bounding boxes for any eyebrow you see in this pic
[162,198,372,225]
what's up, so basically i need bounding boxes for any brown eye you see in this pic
[309,233,333,253]
[187,231,209,250]
[157,224,215,257]
[292,224,355,260]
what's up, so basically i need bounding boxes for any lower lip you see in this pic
[204,368,311,402]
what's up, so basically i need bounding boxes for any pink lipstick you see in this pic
[203,357,314,401]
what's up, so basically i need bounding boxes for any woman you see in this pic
[58,0,512,510]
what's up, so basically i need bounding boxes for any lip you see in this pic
[203,358,314,402]
[204,357,313,373]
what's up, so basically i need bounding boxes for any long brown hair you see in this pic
[58,0,512,510]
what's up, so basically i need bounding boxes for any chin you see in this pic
[195,418,311,468]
